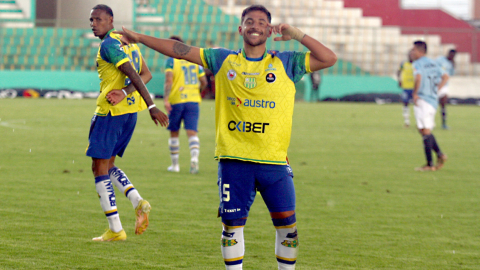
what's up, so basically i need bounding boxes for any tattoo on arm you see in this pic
[164,84,172,99]
[173,42,191,56]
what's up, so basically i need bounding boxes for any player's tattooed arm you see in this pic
[163,71,173,113]
[106,56,152,105]
[117,62,169,127]
[173,42,192,56]
[115,26,203,66]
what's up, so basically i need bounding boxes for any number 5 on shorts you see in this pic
[222,184,230,202]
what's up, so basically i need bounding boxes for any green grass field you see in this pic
[1,99,479,269]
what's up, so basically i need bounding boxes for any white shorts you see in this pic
[437,85,449,98]
[414,99,436,130]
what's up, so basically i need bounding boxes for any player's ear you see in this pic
[267,25,272,37]
[238,25,243,36]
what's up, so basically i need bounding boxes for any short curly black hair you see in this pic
[92,4,113,18]
[241,5,271,24]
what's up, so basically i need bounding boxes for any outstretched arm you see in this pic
[115,27,203,66]
[117,61,169,127]
[269,23,337,72]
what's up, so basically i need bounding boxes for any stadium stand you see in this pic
[1,0,479,102]
[0,0,34,27]
[209,0,480,76]
[342,0,480,74]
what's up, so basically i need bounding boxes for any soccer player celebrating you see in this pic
[411,41,449,171]
[164,36,208,174]
[436,49,456,129]
[114,5,336,269]
[397,50,415,127]
[87,4,168,241]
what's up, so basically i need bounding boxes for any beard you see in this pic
[243,32,267,47]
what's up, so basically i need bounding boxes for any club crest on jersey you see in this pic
[266,73,276,83]
[227,70,237,80]
[244,77,257,89]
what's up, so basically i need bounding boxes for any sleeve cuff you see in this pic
[165,68,173,73]
[305,51,312,73]
[115,58,130,68]
[199,48,209,69]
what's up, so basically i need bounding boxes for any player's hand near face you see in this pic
[149,107,169,127]
[106,89,126,105]
[268,23,305,42]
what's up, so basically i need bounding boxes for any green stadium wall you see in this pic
[0,71,401,101]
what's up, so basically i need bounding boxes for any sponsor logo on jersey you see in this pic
[242,72,260,76]
[228,120,269,133]
[244,99,276,109]
[227,70,237,80]
[227,96,242,107]
[228,60,241,67]
[265,63,276,71]
[244,77,257,89]
[266,73,276,83]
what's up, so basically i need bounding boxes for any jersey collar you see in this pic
[101,29,115,40]
[242,48,268,62]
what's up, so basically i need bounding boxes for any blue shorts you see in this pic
[167,102,199,132]
[86,113,137,159]
[217,159,296,221]
[401,89,413,104]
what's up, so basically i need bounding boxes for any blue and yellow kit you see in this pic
[200,48,311,165]
[165,57,205,104]
[399,61,414,90]
[95,29,147,116]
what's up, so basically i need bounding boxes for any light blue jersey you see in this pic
[436,56,454,86]
[413,56,445,109]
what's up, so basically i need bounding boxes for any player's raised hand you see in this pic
[268,23,305,42]
[106,89,126,105]
[149,107,169,127]
[114,26,141,45]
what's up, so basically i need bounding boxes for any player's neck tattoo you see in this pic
[173,42,191,56]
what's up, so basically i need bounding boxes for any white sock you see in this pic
[95,175,123,232]
[188,136,200,162]
[221,223,245,269]
[403,106,410,125]
[275,224,298,269]
[169,137,180,166]
[109,167,143,209]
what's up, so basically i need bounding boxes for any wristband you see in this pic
[122,89,127,96]
[148,104,156,110]
[287,27,306,42]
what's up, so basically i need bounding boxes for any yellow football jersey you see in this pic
[200,48,311,165]
[399,61,414,89]
[165,57,205,105]
[95,29,147,116]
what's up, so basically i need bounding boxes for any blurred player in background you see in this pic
[87,4,168,242]
[436,49,456,129]
[397,50,415,127]
[114,4,336,269]
[164,36,208,174]
[411,41,449,171]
